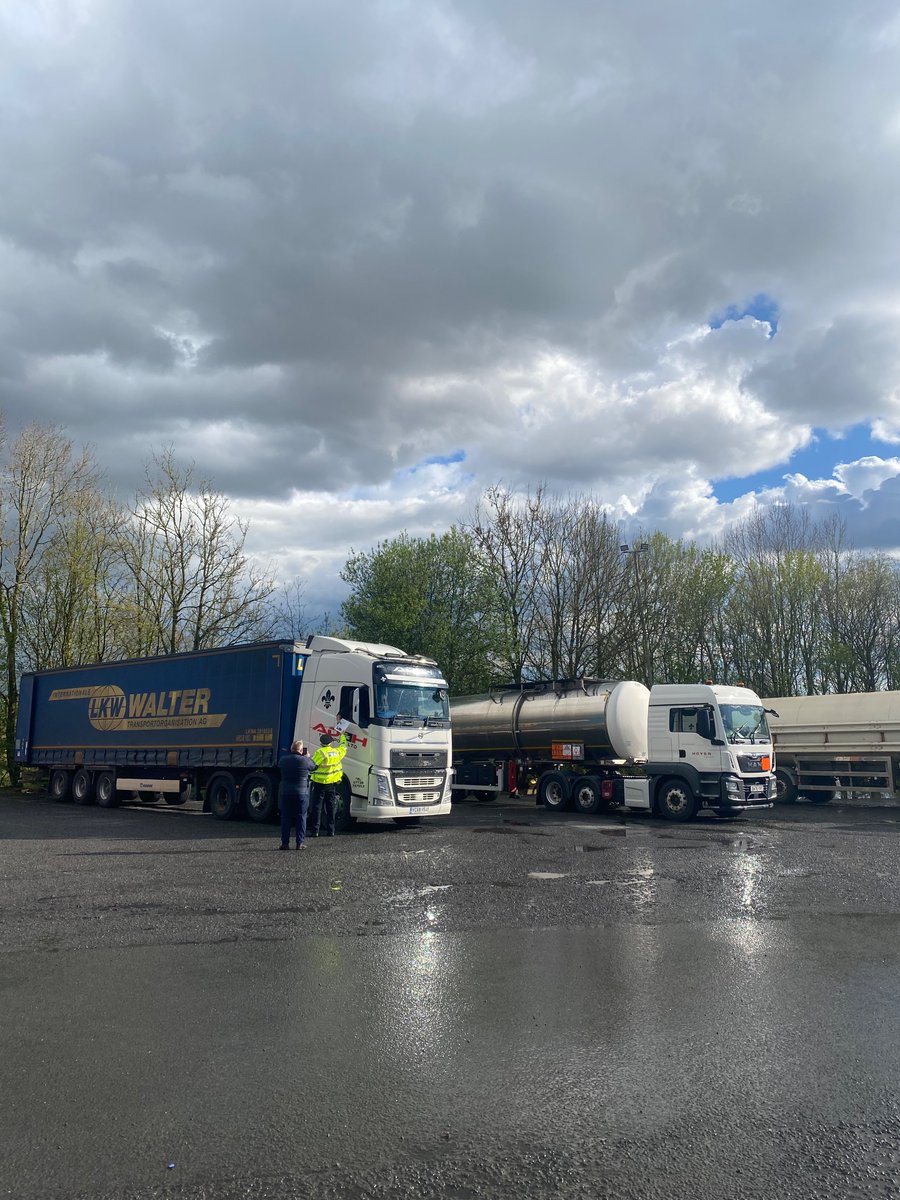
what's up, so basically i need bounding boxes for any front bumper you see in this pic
[717,773,776,810]
[350,797,452,822]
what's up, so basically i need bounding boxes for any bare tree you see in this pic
[272,577,311,641]
[20,489,125,671]
[0,423,96,782]
[466,485,548,684]
[117,449,278,656]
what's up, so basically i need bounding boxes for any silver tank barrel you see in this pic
[450,680,649,761]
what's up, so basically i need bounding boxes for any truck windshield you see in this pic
[720,704,771,743]
[373,683,449,726]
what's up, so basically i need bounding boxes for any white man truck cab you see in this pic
[298,636,453,827]
[622,683,777,819]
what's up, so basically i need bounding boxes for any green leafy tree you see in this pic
[341,529,500,694]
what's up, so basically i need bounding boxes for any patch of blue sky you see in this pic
[709,293,779,337]
[407,449,466,474]
[712,424,881,503]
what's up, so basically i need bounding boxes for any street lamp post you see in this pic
[620,542,650,684]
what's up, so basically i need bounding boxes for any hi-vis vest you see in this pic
[311,734,347,785]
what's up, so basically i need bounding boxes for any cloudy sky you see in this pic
[3,0,900,616]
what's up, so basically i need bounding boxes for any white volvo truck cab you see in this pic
[296,636,453,827]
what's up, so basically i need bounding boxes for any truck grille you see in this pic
[397,792,442,807]
[391,750,448,769]
[396,774,441,789]
[737,754,767,772]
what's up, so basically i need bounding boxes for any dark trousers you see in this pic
[280,790,309,846]
[307,782,336,836]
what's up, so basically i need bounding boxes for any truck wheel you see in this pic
[657,778,698,822]
[571,776,602,814]
[775,769,797,804]
[49,769,72,802]
[539,771,570,812]
[95,771,120,808]
[207,773,239,820]
[72,769,94,806]
[241,773,277,823]
[333,778,355,833]
[804,775,835,804]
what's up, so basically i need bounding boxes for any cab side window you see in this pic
[340,685,370,728]
[670,707,700,734]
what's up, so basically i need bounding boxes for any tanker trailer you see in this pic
[763,690,900,804]
[451,679,776,821]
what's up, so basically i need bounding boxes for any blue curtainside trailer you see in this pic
[15,641,304,819]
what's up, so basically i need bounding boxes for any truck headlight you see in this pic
[725,777,742,796]
[372,771,393,806]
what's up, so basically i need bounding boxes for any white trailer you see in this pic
[763,691,900,804]
[451,679,776,822]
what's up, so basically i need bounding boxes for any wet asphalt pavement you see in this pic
[3,792,900,1199]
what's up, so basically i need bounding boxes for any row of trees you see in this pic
[341,487,900,698]
[0,422,299,783]
[4,423,897,780]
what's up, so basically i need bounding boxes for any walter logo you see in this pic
[49,685,227,732]
[320,689,336,710]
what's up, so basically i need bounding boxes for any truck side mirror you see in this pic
[697,709,712,739]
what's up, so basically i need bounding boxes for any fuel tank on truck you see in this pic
[450,680,650,761]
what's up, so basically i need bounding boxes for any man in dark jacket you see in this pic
[277,740,316,850]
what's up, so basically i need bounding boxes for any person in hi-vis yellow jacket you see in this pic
[307,731,348,837]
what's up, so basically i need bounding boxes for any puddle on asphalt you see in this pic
[575,844,609,853]
[473,826,550,837]
[528,871,568,880]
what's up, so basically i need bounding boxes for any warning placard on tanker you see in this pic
[552,742,584,760]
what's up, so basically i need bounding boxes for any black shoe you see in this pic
[278,844,290,851]
[309,833,319,838]
[326,832,335,838]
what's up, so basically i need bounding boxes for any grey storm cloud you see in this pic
[2,0,900,601]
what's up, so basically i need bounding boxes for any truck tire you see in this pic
[333,778,355,833]
[803,775,835,804]
[72,769,94,806]
[657,778,699,822]
[95,771,120,808]
[775,769,797,804]
[241,773,277,823]
[49,769,72,802]
[207,773,239,820]
[539,771,570,812]
[571,776,603,814]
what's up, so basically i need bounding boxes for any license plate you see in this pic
[750,785,764,795]
[408,806,431,814]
